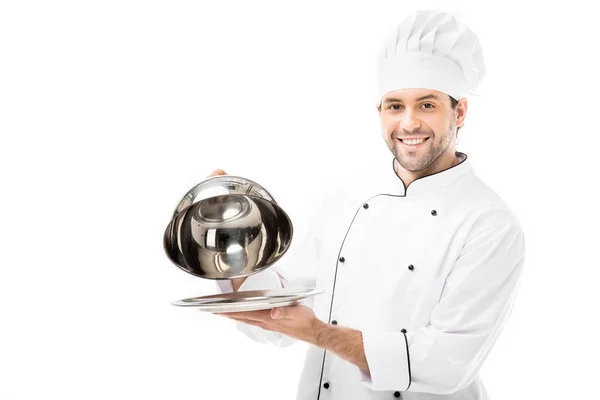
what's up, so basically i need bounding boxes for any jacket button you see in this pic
[339,256,345,263]
[331,320,338,325]
[408,264,414,271]
[401,328,407,333]
[363,203,369,209]
[394,391,401,398]
[431,209,437,216]
[323,382,330,389]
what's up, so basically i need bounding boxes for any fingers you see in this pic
[208,169,228,177]
[228,316,265,326]
[221,315,269,329]
[217,310,272,321]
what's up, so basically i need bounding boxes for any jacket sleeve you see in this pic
[213,195,331,348]
[359,209,526,394]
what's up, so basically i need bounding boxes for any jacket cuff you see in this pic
[359,330,411,391]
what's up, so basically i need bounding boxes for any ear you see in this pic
[456,98,468,127]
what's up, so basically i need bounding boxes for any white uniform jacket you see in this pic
[216,152,526,400]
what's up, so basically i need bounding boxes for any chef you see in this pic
[211,9,526,400]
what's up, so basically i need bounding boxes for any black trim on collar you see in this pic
[392,151,468,195]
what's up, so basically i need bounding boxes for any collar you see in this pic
[380,151,473,196]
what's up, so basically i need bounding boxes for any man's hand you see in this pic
[213,305,325,346]
[208,169,228,177]
[214,304,371,372]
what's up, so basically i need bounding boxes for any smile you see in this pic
[398,137,430,147]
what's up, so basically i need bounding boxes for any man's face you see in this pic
[377,88,462,172]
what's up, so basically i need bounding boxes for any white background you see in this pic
[1,0,598,399]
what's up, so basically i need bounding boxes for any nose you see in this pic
[400,108,421,132]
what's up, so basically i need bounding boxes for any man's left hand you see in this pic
[213,305,323,346]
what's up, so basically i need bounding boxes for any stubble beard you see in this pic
[388,116,457,172]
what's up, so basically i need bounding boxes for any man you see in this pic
[211,10,525,400]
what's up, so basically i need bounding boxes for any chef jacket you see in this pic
[215,151,526,400]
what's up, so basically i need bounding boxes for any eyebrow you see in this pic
[383,94,442,104]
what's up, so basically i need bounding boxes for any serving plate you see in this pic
[171,287,324,313]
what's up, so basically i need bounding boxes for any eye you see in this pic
[421,103,435,109]
[387,104,402,110]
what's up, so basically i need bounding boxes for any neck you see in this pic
[394,150,462,188]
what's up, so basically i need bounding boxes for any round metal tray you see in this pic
[171,287,324,312]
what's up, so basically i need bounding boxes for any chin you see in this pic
[395,153,434,171]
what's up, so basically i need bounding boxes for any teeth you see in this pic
[402,138,426,145]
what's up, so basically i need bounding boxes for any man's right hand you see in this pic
[207,168,247,292]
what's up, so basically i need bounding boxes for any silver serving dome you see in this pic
[163,175,293,280]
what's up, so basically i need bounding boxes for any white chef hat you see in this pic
[376,10,486,105]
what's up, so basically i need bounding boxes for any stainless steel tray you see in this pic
[171,287,325,312]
